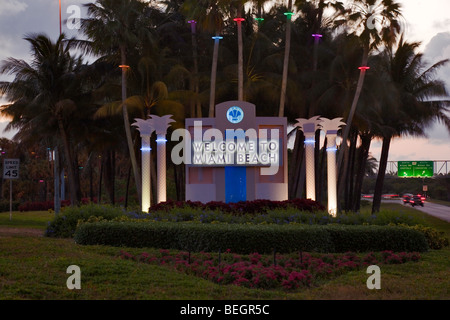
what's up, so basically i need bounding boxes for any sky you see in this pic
[0,0,449,165]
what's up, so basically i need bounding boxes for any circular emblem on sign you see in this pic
[226,106,244,124]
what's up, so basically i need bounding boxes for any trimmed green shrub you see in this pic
[399,224,449,249]
[124,207,421,226]
[45,204,126,238]
[74,222,429,253]
[325,225,430,252]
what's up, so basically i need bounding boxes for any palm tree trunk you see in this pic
[278,0,292,117]
[314,129,321,202]
[372,136,391,213]
[296,152,307,199]
[89,161,94,203]
[317,136,327,204]
[173,161,185,201]
[337,141,350,212]
[353,132,372,211]
[57,118,79,206]
[98,156,103,204]
[151,152,157,205]
[121,45,142,205]
[337,45,369,175]
[346,130,358,210]
[289,130,304,198]
[125,163,131,208]
[54,147,60,213]
[104,150,115,205]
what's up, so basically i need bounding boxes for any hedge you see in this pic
[74,222,429,253]
[45,204,125,238]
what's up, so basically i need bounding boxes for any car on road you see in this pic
[402,194,413,205]
[410,195,424,207]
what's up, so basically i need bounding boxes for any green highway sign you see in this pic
[398,161,434,177]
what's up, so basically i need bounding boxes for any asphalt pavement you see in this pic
[406,201,450,223]
[378,198,450,223]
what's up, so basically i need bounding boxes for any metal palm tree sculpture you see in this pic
[148,115,176,204]
[320,117,346,216]
[132,119,155,213]
[295,116,323,201]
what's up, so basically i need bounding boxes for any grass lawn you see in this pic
[0,204,449,300]
[0,210,54,229]
[427,198,450,207]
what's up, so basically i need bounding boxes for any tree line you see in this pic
[0,0,449,213]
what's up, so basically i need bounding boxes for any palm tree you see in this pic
[337,0,402,178]
[0,33,84,206]
[79,0,154,204]
[371,36,450,213]
[285,1,346,199]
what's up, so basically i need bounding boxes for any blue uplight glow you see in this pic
[156,138,167,143]
[140,147,152,152]
[212,36,223,40]
[326,147,337,152]
[304,139,315,145]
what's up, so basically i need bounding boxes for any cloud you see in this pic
[0,121,16,140]
[0,0,90,75]
[370,136,450,162]
[0,0,28,16]
[424,33,450,69]
[432,19,450,30]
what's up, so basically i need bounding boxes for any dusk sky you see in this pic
[0,0,449,165]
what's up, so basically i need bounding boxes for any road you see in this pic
[408,201,450,223]
[375,198,450,223]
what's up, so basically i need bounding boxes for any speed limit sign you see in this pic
[3,159,20,179]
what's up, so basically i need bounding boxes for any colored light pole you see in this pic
[148,115,175,204]
[187,19,197,31]
[209,35,223,117]
[59,0,62,35]
[188,19,200,118]
[295,116,323,201]
[233,16,245,101]
[321,118,346,217]
[132,119,155,213]
[279,7,294,118]
[54,0,62,214]
[312,34,322,72]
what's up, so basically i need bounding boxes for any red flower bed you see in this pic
[149,198,325,215]
[119,249,420,290]
[18,200,71,211]
[18,198,97,211]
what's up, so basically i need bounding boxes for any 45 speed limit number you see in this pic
[3,159,20,179]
